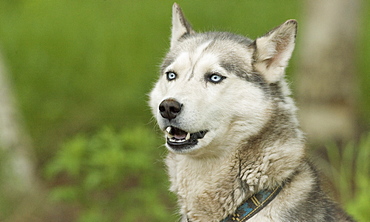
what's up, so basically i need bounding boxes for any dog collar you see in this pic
[221,185,283,222]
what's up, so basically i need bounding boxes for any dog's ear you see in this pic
[170,3,195,49]
[252,20,297,83]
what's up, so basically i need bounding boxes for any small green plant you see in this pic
[45,126,176,222]
[322,133,370,221]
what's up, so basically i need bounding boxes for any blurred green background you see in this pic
[0,0,369,221]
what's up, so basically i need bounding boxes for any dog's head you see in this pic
[149,3,297,156]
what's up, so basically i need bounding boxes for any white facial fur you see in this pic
[149,39,272,156]
[150,4,297,157]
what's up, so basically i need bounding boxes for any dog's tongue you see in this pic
[172,128,187,140]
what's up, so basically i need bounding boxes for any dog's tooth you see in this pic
[185,132,190,140]
[165,127,173,138]
[166,127,172,133]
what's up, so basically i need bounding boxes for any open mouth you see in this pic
[164,126,207,150]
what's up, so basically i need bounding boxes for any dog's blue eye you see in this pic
[166,71,177,81]
[208,73,225,83]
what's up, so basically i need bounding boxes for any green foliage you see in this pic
[46,126,176,222]
[0,0,172,160]
[322,133,370,221]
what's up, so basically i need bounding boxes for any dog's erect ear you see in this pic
[252,20,297,83]
[170,3,195,49]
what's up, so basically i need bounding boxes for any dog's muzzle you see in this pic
[158,98,208,151]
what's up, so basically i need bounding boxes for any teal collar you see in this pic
[221,185,283,222]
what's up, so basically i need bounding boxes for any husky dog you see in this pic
[149,3,354,222]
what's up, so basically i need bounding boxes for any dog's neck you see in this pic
[166,95,305,222]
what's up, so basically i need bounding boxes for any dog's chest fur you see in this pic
[166,138,304,222]
[167,153,243,221]
[167,152,240,221]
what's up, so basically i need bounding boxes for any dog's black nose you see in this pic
[159,99,182,120]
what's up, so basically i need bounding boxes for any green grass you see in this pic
[320,133,370,221]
